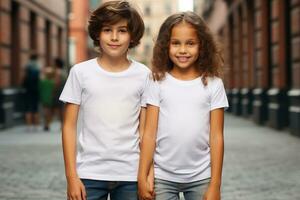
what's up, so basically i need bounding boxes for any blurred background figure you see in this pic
[22,53,41,132]
[39,66,55,131]
[52,58,67,126]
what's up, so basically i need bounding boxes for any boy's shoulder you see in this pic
[131,59,151,74]
[72,58,97,72]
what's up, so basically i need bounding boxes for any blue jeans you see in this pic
[81,179,138,200]
[154,178,210,200]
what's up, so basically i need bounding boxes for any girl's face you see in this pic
[169,22,200,72]
[99,19,131,59]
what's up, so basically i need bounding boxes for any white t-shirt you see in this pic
[146,73,229,183]
[59,58,150,181]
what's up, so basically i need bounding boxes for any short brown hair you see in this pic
[152,12,223,85]
[88,0,144,50]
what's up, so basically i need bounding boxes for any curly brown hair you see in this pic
[88,0,144,51]
[152,12,223,85]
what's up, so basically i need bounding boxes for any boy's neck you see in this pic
[97,54,131,73]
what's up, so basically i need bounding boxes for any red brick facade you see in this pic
[0,0,68,128]
[0,0,68,88]
[219,0,300,135]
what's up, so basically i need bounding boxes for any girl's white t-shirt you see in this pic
[59,58,150,181]
[146,73,229,183]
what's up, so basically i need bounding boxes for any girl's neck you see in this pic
[97,54,131,73]
[170,66,201,81]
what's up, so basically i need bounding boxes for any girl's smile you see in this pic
[176,55,192,63]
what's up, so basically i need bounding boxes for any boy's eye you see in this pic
[119,29,128,33]
[102,28,111,32]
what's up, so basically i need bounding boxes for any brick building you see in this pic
[202,0,300,135]
[0,0,69,128]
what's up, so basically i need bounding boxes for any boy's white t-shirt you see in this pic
[59,58,150,181]
[146,73,229,183]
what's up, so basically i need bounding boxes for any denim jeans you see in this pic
[81,179,138,200]
[154,178,210,200]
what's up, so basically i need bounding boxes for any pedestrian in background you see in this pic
[39,66,55,131]
[22,53,41,132]
[59,1,149,200]
[138,12,229,200]
[52,58,66,125]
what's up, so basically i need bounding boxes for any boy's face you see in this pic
[99,19,131,58]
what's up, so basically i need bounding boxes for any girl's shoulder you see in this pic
[205,76,224,91]
[206,76,223,85]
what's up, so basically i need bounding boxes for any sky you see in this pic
[178,0,194,11]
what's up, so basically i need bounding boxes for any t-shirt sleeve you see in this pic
[145,77,160,107]
[140,73,150,107]
[59,67,82,105]
[210,78,229,111]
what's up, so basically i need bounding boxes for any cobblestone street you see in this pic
[0,114,300,200]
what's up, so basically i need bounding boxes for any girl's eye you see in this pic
[171,41,180,46]
[187,41,195,46]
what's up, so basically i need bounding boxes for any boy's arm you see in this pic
[62,103,86,200]
[205,108,225,200]
[138,105,159,199]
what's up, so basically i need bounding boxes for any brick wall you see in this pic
[290,0,300,88]
[0,0,68,88]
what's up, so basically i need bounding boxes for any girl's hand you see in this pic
[147,165,155,197]
[203,185,221,200]
[138,178,154,200]
[67,177,86,200]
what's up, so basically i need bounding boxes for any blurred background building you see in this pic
[0,0,69,128]
[202,0,300,136]
[0,0,299,136]
[129,0,178,66]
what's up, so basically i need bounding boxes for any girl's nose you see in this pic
[179,45,187,53]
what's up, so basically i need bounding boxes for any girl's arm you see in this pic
[62,103,86,200]
[138,105,159,199]
[139,107,147,142]
[205,108,225,200]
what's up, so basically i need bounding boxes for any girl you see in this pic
[138,12,228,200]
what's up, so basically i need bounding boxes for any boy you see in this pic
[59,1,149,199]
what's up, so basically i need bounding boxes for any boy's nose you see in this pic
[111,31,118,41]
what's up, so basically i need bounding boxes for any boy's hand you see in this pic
[138,177,154,200]
[67,177,86,200]
[203,185,220,200]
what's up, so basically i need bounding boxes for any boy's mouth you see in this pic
[108,44,121,49]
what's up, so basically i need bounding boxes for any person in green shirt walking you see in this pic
[39,66,55,131]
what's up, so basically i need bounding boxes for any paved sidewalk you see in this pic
[0,115,299,200]
[0,123,65,200]
[221,115,300,200]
